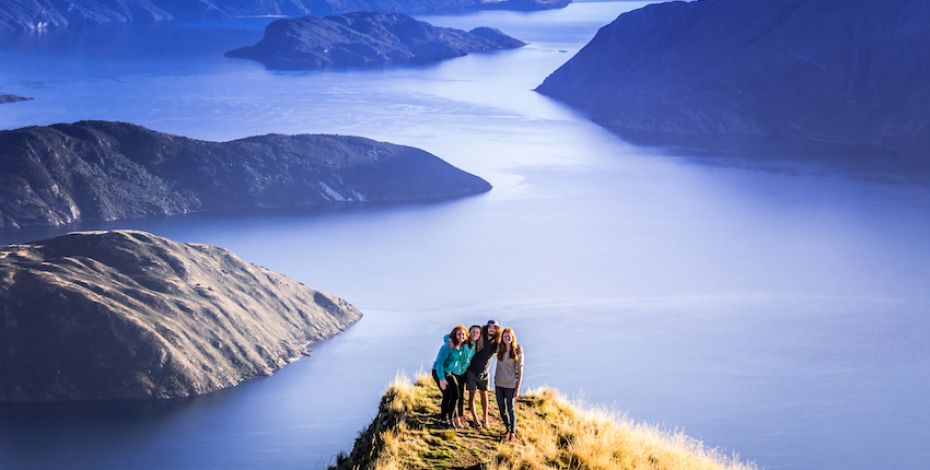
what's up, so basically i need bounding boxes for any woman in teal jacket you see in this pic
[445,325,480,428]
[433,325,477,428]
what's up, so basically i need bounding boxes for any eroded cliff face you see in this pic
[226,12,525,70]
[537,0,930,160]
[0,230,362,402]
[0,121,491,229]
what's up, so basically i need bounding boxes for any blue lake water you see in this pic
[1,2,930,469]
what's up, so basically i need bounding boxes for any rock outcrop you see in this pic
[226,12,525,70]
[0,120,491,229]
[537,0,930,160]
[0,230,362,402]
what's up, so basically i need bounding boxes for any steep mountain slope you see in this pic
[537,0,930,160]
[0,121,491,229]
[0,230,362,402]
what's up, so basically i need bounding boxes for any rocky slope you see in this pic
[0,120,491,229]
[226,12,525,70]
[0,230,361,402]
[0,0,569,35]
[333,374,752,469]
[537,0,930,160]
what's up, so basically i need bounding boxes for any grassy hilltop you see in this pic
[334,374,753,470]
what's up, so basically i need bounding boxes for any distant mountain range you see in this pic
[0,121,491,229]
[537,0,930,161]
[226,12,525,70]
[0,0,570,35]
[0,95,32,104]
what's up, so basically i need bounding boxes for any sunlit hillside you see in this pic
[334,374,753,470]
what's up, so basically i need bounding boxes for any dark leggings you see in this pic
[496,387,516,432]
[453,373,467,417]
[433,370,460,422]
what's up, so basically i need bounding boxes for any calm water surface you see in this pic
[1,3,929,469]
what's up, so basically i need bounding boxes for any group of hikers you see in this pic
[432,320,525,441]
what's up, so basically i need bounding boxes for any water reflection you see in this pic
[1,2,929,469]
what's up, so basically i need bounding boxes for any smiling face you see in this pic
[488,325,499,339]
[470,326,482,341]
[502,331,512,344]
[455,329,467,343]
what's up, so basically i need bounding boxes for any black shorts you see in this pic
[465,369,489,391]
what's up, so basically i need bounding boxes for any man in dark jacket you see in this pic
[465,320,500,428]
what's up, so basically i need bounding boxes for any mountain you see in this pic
[332,374,752,469]
[536,0,930,161]
[0,95,32,105]
[0,230,361,402]
[226,12,525,70]
[0,0,570,35]
[0,120,491,229]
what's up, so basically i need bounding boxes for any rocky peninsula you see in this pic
[537,0,930,161]
[0,230,362,402]
[226,12,525,70]
[0,120,491,229]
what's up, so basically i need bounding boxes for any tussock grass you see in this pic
[333,374,753,470]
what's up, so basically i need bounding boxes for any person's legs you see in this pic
[465,371,479,424]
[476,373,490,426]
[503,388,516,434]
[437,372,456,424]
[443,374,456,426]
[433,370,448,422]
[455,374,466,427]
[479,390,489,426]
[495,387,511,432]
[468,389,478,424]
[453,373,467,425]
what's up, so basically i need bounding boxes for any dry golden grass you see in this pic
[334,374,753,470]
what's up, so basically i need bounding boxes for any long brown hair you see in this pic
[450,325,469,347]
[468,324,481,349]
[478,323,499,351]
[497,327,521,362]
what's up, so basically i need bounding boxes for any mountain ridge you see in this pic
[0,0,571,35]
[0,230,362,402]
[0,120,491,229]
[537,0,930,162]
[226,12,525,70]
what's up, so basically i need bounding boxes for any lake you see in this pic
[1,2,929,469]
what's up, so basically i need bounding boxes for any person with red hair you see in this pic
[432,325,472,428]
[494,327,524,441]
